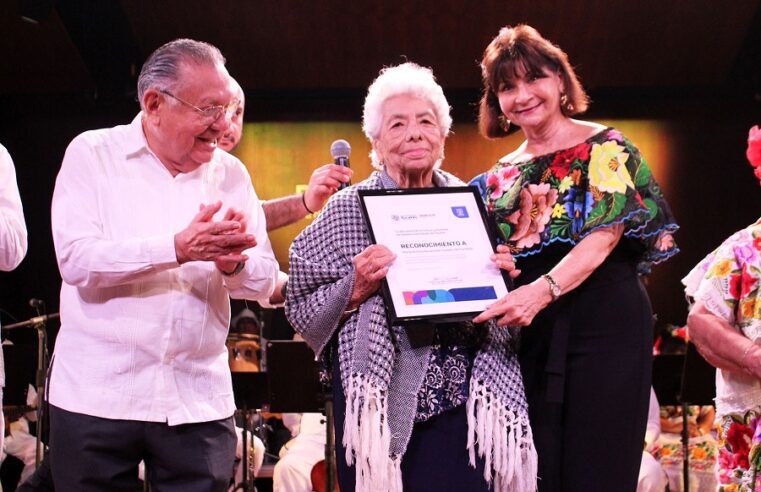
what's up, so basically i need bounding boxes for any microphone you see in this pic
[2,313,59,330]
[29,298,45,309]
[330,139,351,189]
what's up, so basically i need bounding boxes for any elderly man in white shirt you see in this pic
[0,144,27,273]
[49,39,278,492]
[0,142,28,492]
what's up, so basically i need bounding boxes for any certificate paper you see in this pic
[358,187,509,324]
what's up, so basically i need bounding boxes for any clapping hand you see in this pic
[174,201,257,273]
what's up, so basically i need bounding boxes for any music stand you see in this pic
[266,341,337,491]
[266,341,322,413]
[680,343,716,408]
[231,372,269,492]
[652,354,684,407]
[3,344,37,407]
[2,312,56,467]
[232,373,269,410]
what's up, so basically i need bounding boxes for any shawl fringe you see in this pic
[467,379,538,492]
[343,373,537,492]
[343,373,402,492]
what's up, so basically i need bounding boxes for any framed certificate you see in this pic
[357,186,510,325]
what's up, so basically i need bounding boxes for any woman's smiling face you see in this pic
[497,65,564,131]
[373,93,444,184]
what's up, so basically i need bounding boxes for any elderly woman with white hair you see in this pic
[285,63,537,492]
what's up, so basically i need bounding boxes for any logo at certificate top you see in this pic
[451,206,468,218]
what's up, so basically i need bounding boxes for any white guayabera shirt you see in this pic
[50,114,278,425]
[0,143,28,472]
[0,143,27,274]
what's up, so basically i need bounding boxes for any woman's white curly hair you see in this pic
[362,62,452,169]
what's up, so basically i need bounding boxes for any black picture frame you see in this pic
[357,186,509,325]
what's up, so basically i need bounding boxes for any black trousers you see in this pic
[48,405,236,492]
[520,274,653,491]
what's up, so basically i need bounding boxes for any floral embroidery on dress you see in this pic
[414,324,481,422]
[470,127,679,273]
[486,165,521,200]
[507,183,558,249]
[682,218,761,491]
[415,345,470,421]
[684,218,761,336]
[716,408,761,491]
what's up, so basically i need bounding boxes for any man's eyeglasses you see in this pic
[160,89,240,123]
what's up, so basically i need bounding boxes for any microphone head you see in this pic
[330,139,351,159]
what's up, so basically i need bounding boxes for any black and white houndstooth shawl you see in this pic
[285,169,537,492]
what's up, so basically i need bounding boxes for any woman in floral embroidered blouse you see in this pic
[683,125,761,492]
[470,25,679,491]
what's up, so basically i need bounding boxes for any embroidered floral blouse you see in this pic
[682,218,761,417]
[470,128,679,273]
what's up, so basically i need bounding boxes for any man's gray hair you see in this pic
[137,39,226,109]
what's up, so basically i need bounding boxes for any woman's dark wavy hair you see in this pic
[479,24,590,139]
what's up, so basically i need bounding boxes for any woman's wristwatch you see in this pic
[541,273,562,301]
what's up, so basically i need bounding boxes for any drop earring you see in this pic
[560,93,574,113]
[499,114,511,133]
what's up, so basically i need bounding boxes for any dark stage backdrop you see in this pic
[0,90,759,349]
